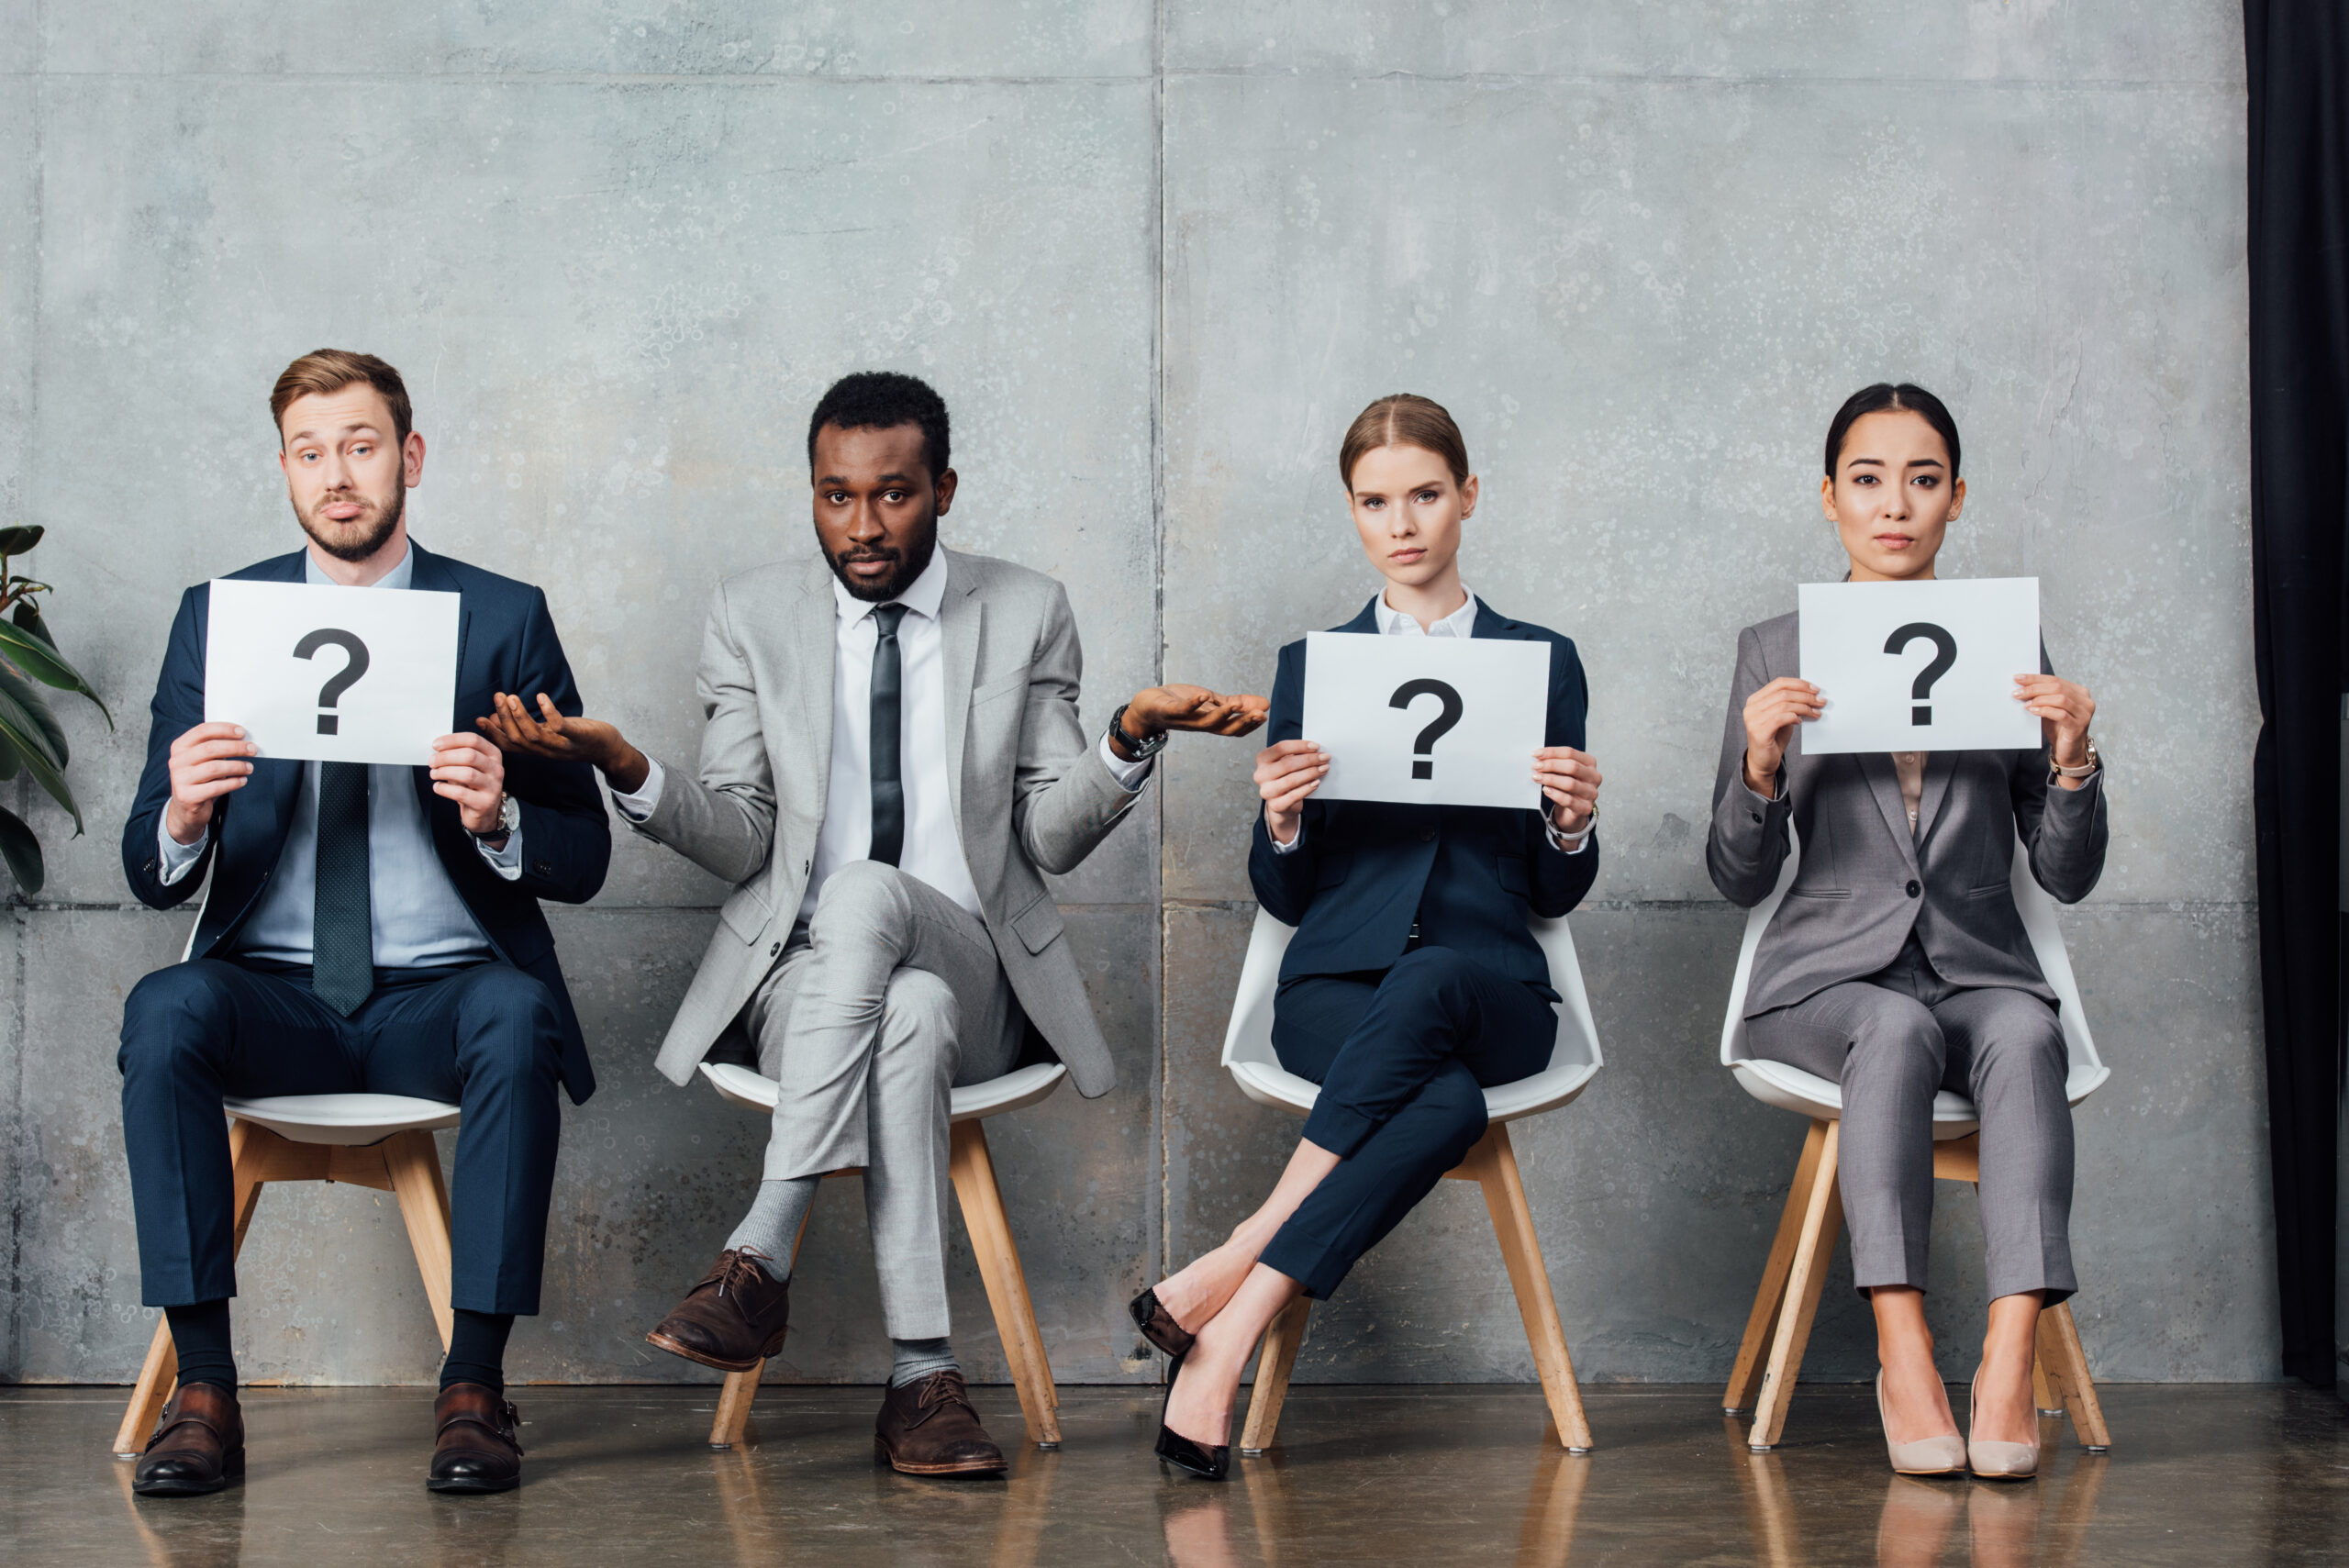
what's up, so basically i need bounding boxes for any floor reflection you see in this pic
[113,1462,248,1568]
[1733,1414,2110,1567]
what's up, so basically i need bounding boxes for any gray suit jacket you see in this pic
[1706,610,2108,1018]
[639,548,1142,1095]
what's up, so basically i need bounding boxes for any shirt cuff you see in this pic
[1542,814,1595,855]
[611,758,666,821]
[156,818,208,885]
[1099,734,1154,792]
[1268,820,1304,855]
[473,824,524,882]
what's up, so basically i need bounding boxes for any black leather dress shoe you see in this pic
[428,1383,523,1494]
[133,1384,245,1496]
[1129,1287,1196,1358]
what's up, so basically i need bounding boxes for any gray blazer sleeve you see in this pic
[1010,580,1141,875]
[637,580,779,887]
[1706,624,1796,907]
[2012,645,2108,905]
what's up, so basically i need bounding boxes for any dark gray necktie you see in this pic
[868,603,909,867]
[313,762,373,1016]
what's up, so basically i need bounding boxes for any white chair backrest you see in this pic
[1220,908,1602,1078]
[1718,826,2106,1091]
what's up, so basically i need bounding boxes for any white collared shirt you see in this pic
[616,549,1150,919]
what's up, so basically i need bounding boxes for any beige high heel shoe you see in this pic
[1966,1370,2041,1480]
[1876,1370,1965,1476]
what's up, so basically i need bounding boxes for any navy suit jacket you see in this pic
[1248,596,1599,993]
[120,543,612,1103]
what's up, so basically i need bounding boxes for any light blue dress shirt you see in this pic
[156,544,521,968]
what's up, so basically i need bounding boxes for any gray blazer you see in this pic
[1707,610,2108,1018]
[638,548,1142,1095]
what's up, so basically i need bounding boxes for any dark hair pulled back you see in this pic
[1823,384,1961,479]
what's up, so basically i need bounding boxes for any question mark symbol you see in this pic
[1883,622,1957,726]
[294,628,372,735]
[1388,678,1465,779]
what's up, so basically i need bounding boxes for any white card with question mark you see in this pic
[1300,631,1551,810]
[204,580,462,765]
[1796,577,2043,755]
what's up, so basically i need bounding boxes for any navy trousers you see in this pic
[117,957,565,1315]
[1260,946,1555,1299]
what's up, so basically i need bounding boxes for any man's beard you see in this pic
[295,482,405,563]
[825,512,938,603]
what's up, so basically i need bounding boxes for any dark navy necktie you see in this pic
[312,762,373,1016]
[868,603,909,867]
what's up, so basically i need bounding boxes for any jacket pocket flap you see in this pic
[1314,853,1353,890]
[1496,854,1530,895]
[972,664,1032,705]
[1009,895,1065,954]
[718,886,774,942]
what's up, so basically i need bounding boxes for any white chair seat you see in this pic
[221,1093,462,1147]
[1227,1056,1603,1125]
[699,1059,1068,1125]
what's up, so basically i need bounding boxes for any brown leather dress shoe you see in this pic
[874,1370,1007,1477]
[133,1383,245,1496]
[428,1383,523,1494]
[645,1249,791,1372]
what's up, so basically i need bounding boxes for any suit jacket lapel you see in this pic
[1917,751,1956,843]
[794,557,838,819]
[940,551,982,831]
[1856,752,1920,872]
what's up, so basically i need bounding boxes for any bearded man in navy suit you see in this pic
[116,350,609,1497]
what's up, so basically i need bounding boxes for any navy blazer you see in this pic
[1248,596,1599,992]
[120,544,612,1103]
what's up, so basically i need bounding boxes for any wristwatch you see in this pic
[473,793,520,843]
[1107,703,1167,762]
[2049,737,2099,781]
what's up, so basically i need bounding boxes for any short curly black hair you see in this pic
[806,372,951,483]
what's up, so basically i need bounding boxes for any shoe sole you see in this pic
[644,1328,786,1374]
[874,1438,1006,1477]
[132,1452,245,1497]
[426,1473,521,1495]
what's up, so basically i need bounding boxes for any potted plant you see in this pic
[0,525,110,892]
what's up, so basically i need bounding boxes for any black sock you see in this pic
[166,1299,237,1394]
[440,1309,516,1395]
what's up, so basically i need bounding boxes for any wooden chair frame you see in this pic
[706,1118,1061,1451]
[1238,1119,1594,1456]
[110,1118,455,1459]
[1721,1120,2110,1453]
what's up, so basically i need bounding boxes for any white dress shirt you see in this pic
[157,544,521,966]
[1274,586,1590,855]
[614,549,1151,919]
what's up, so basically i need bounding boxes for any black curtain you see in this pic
[2245,0,2349,1387]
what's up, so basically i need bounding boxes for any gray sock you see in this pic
[891,1338,961,1387]
[723,1177,818,1282]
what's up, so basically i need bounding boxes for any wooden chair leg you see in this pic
[381,1129,456,1351]
[949,1120,1062,1448]
[1239,1296,1311,1456]
[113,1120,269,1459]
[2032,1352,2063,1417]
[1463,1123,1594,1452]
[2036,1299,2110,1451]
[1725,1118,1831,1414]
[1747,1119,1843,1451]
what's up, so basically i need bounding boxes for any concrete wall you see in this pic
[2,3,2268,1389]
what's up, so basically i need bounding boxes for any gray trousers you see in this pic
[745,861,1020,1340]
[1747,939,2076,1305]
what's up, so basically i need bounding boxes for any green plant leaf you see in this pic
[12,598,55,649]
[0,731,24,783]
[0,525,44,555]
[0,667,80,831]
[0,618,110,726]
[0,802,44,895]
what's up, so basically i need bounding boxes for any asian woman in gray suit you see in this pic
[1707,385,2106,1483]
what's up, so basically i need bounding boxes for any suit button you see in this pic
[802,860,811,874]
[144,858,157,873]
[1905,880,1920,897]
[532,860,552,876]
[1750,811,1762,824]
[769,941,782,956]
[1419,828,1437,843]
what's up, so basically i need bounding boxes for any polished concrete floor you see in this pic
[5,1382,2344,1565]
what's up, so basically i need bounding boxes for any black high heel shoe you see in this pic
[1129,1287,1196,1358]
[1153,1351,1230,1482]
